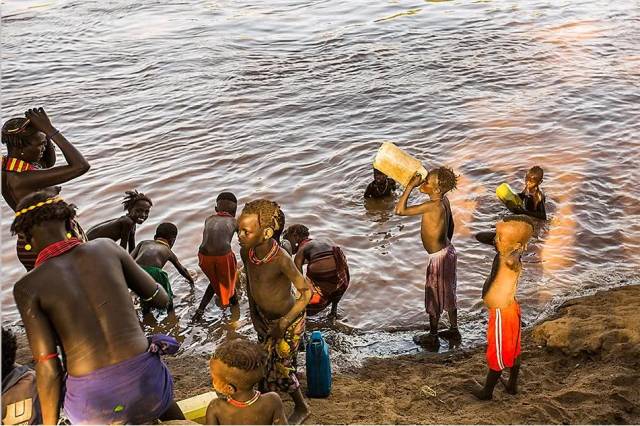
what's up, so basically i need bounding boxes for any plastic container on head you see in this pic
[373,142,428,188]
[305,331,332,398]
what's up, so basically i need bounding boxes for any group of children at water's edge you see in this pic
[1,107,547,425]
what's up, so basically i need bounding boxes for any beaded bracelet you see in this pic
[47,129,61,139]
[142,284,160,302]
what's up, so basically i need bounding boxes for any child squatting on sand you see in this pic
[473,216,535,400]
[207,339,287,425]
[395,167,459,348]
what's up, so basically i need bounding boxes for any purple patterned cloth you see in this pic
[63,335,178,424]
[424,244,458,317]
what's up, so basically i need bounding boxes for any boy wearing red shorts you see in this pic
[473,216,534,400]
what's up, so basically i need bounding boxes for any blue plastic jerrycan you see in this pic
[305,331,332,398]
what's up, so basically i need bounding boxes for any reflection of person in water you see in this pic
[365,169,397,199]
[284,224,350,320]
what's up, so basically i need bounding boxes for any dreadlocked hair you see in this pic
[2,118,39,150]
[2,328,17,380]
[241,199,282,232]
[11,189,77,241]
[284,224,309,241]
[213,339,266,372]
[435,166,458,193]
[122,190,152,212]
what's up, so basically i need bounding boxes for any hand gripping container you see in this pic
[373,141,428,188]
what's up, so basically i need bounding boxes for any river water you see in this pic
[2,0,639,361]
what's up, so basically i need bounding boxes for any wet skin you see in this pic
[199,205,238,256]
[2,108,90,211]
[86,200,151,252]
[473,220,533,400]
[364,170,397,199]
[13,221,172,424]
[131,238,194,285]
[237,213,311,425]
[395,172,454,254]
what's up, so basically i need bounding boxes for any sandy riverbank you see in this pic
[13,285,640,424]
[164,285,640,424]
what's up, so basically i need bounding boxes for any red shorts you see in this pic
[198,251,237,306]
[486,301,521,371]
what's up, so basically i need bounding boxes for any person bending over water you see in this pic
[2,108,90,270]
[132,222,195,314]
[472,216,534,400]
[395,167,459,348]
[12,190,183,424]
[206,339,287,425]
[194,192,239,320]
[87,189,152,252]
[238,200,311,425]
[283,224,350,320]
[364,168,397,199]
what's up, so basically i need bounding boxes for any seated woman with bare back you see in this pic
[11,190,184,425]
[283,224,350,320]
[86,190,152,253]
[1,107,90,270]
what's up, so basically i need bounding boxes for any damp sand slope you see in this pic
[13,285,640,424]
[166,285,640,424]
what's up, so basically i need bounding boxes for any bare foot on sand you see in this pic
[499,377,517,395]
[288,404,310,425]
[413,333,440,351]
[471,386,493,401]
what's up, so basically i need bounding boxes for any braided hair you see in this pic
[213,339,266,372]
[2,117,39,151]
[11,189,77,242]
[241,199,282,233]
[122,190,153,212]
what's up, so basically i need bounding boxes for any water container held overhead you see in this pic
[373,142,428,188]
[306,331,332,398]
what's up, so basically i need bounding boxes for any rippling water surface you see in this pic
[2,0,639,359]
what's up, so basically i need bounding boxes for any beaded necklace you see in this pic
[248,240,279,265]
[226,391,261,408]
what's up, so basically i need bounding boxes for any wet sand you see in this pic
[12,285,639,424]
[164,284,640,424]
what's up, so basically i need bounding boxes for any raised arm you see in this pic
[395,174,431,216]
[117,241,170,308]
[15,108,90,192]
[14,283,63,425]
[475,231,497,246]
[36,139,56,169]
